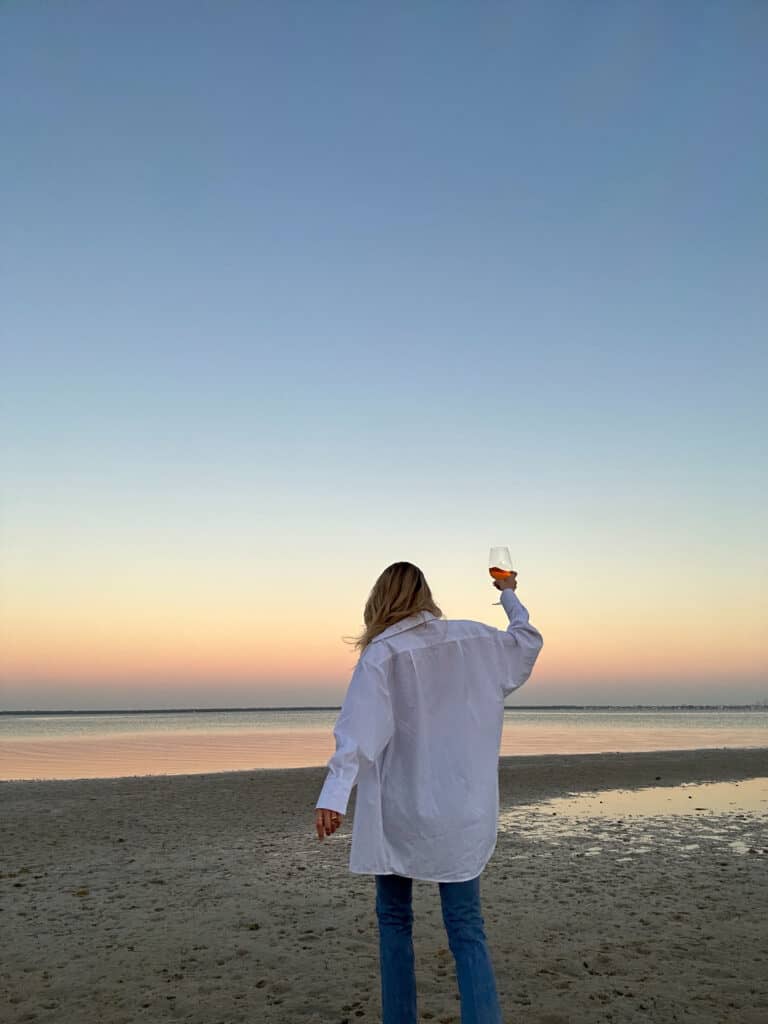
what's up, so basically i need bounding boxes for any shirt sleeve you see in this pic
[495,588,544,698]
[315,656,395,816]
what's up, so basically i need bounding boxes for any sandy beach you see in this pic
[2,746,767,1024]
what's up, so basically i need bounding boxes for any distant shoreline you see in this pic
[2,704,767,716]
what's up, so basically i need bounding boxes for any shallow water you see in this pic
[1,708,765,781]
[498,776,768,859]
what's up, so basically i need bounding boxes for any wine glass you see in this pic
[488,546,515,605]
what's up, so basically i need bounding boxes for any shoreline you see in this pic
[2,744,767,796]
[4,704,766,714]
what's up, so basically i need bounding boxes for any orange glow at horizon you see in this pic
[3,585,766,688]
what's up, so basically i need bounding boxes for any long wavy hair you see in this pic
[345,561,443,652]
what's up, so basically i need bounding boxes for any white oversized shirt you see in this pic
[315,588,544,882]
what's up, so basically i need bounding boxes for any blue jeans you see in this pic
[374,872,503,1024]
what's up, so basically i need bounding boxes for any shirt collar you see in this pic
[371,610,438,643]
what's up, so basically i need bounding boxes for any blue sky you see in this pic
[1,2,766,708]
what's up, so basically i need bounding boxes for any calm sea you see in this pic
[0,707,766,782]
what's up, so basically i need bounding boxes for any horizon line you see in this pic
[2,703,767,716]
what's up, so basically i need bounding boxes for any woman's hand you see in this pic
[493,571,518,592]
[315,807,344,840]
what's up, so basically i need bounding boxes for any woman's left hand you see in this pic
[315,807,343,840]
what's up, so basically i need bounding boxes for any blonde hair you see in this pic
[345,561,443,652]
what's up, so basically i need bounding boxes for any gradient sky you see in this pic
[2,2,766,710]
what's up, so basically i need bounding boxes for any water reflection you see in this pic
[0,728,333,781]
[498,777,768,859]
[1,708,766,781]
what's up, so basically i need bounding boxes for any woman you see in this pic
[314,561,544,1024]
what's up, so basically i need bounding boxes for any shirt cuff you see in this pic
[316,778,352,816]
[500,587,520,611]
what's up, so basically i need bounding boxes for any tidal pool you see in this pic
[497,776,768,860]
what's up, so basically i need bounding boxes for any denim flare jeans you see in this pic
[374,872,503,1024]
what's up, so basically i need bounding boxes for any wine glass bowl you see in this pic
[489,546,515,604]
[489,546,514,578]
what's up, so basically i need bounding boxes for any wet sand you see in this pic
[2,747,767,1023]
